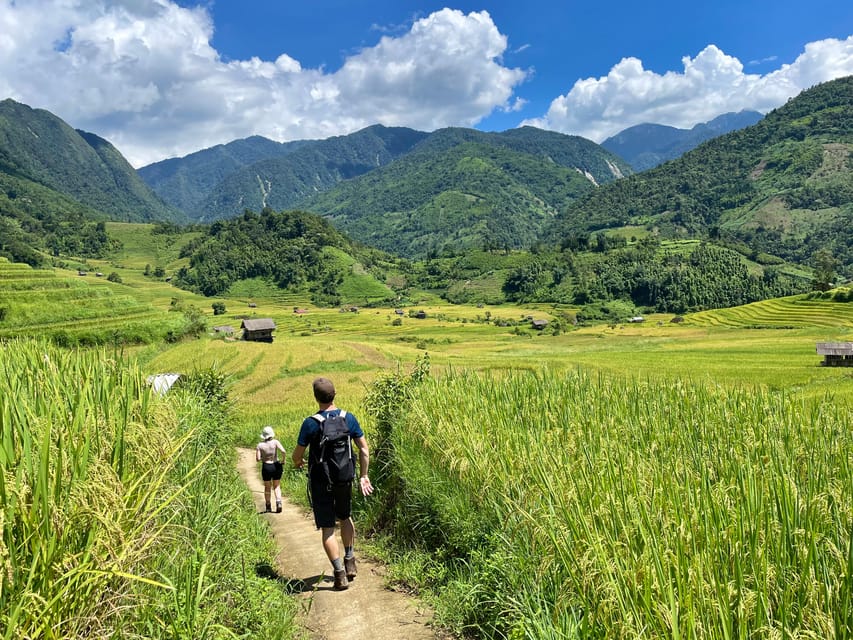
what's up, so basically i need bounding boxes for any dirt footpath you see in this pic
[237,448,443,640]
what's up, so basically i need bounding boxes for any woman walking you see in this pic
[256,426,287,513]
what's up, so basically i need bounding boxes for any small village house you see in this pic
[816,342,853,367]
[242,318,276,343]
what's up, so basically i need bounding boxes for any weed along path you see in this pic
[237,448,442,640]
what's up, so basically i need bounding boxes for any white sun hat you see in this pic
[260,426,275,440]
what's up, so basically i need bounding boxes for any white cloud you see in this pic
[526,36,853,142]
[0,2,527,166]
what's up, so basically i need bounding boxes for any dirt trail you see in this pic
[236,449,443,640]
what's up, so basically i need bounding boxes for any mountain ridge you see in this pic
[555,76,853,271]
[601,110,764,171]
[0,98,181,222]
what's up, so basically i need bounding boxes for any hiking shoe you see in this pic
[265,503,272,513]
[344,555,357,580]
[275,501,282,513]
[333,568,349,590]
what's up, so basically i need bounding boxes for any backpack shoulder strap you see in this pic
[312,411,346,422]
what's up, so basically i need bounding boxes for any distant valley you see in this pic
[0,76,850,316]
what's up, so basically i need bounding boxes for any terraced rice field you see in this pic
[0,258,185,344]
[687,293,853,327]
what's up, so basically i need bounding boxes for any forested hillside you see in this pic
[298,126,632,258]
[0,99,181,222]
[173,207,399,306]
[143,125,429,220]
[554,76,853,278]
[0,99,183,265]
[601,110,763,170]
[137,135,310,214]
[0,173,115,266]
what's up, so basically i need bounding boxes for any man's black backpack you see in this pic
[309,411,356,486]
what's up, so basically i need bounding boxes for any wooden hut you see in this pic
[242,318,276,343]
[816,342,853,367]
[531,319,549,330]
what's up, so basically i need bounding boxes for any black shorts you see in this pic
[261,461,283,481]
[309,477,352,528]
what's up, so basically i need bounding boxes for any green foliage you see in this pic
[0,99,183,224]
[494,242,808,313]
[174,208,384,304]
[140,125,426,220]
[369,368,852,638]
[0,341,297,639]
[553,76,853,277]
[212,301,226,315]
[811,248,839,291]
[299,128,628,258]
[360,354,431,531]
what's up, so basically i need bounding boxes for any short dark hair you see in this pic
[313,377,336,403]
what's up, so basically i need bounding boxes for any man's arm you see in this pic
[353,436,374,496]
[292,444,307,469]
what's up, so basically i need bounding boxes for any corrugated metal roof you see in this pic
[242,318,276,331]
[816,342,853,356]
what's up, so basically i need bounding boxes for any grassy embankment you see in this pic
[0,339,297,639]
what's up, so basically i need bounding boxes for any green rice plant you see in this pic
[374,367,853,639]
[0,339,188,638]
[0,340,297,638]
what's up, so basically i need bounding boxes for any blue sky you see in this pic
[1,1,850,166]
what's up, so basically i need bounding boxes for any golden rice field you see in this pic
[141,292,853,444]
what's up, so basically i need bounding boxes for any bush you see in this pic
[106,272,122,283]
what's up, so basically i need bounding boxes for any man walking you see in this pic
[292,377,374,590]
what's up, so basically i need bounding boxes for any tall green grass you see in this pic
[365,367,853,638]
[0,340,296,638]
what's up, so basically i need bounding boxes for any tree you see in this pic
[212,302,226,315]
[811,249,838,291]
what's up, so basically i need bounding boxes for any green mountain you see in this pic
[554,76,853,275]
[137,135,311,215]
[297,126,632,258]
[0,99,184,265]
[0,99,181,222]
[601,110,764,171]
[142,125,429,220]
